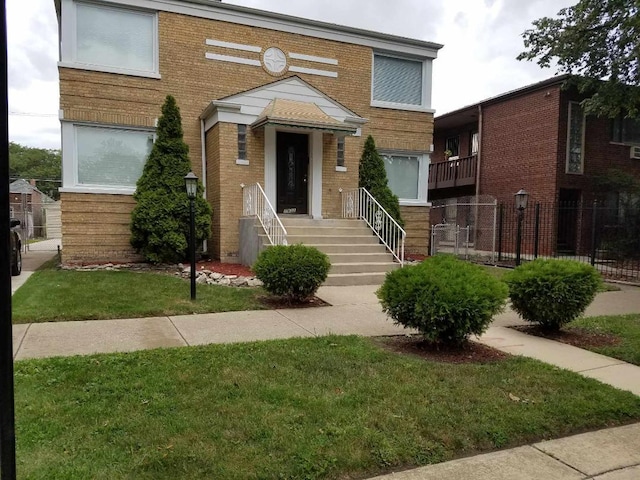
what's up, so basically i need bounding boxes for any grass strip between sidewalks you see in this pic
[571,314,640,366]
[15,335,640,479]
[12,264,265,324]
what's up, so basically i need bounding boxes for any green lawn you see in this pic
[15,336,640,479]
[571,314,640,366]
[12,267,265,324]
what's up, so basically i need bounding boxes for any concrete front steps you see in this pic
[278,217,400,286]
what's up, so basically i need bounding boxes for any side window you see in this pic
[238,125,247,161]
[337,137,345,167]
[445,136,460,158]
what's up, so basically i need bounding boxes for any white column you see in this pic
[264,126,276,207]
[310,131,323,219]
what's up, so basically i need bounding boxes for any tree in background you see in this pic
[518,0,639,118]
[9,142,61,199]
[130,95,211,264]
[358,135,404,227]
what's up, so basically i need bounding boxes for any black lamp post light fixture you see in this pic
[514,189,529,267]
[185,172,198,301]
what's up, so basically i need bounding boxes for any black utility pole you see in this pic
[0,0,18,477]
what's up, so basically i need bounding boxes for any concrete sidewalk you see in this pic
[371,422,640,480]
[11,238,60,295]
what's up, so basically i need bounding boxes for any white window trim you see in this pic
[566,101,585,175]
[371,52,433,112]
[60,121,155,195]
[59,0,160,79]
[380,151,430,206]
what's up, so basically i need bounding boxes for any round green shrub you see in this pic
[377,255,508,345]
[254,244,331,302]
[504,259,601,331]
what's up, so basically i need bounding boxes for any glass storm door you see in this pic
[276,132,309,214]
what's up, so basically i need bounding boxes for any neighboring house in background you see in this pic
[430,75,640,255]
[9,179,56,239]
[55,0,442,269]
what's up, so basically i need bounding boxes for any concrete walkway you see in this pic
[371,423,640,480]
[11,238,60,295]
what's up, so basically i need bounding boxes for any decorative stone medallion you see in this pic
[262,47,288,76]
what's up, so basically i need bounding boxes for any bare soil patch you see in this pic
[196,261,253,277]
[374,335,509,364]
[512,325,622,349]
[258,295,331,309]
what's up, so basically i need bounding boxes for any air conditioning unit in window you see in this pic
[631,146,640,160]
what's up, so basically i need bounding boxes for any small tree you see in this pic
[358,135,404,227]
[131,95,211,264]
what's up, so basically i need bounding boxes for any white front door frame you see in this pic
[264,127,323,219]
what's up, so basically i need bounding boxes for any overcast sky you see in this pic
[7,0,574,149]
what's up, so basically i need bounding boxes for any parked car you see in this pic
[10,218,22,276]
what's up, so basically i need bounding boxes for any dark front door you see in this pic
[557,188,581,255]
[277,132,309,214]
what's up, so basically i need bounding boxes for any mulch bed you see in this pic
[196,261,253,277]
[374,335,509,364]
[258,295,331,309]
[511,325,622,349]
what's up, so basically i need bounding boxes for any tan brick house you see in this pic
[55,0,442,277]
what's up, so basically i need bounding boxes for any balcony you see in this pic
[428,155,477,190]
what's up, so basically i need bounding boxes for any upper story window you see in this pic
[470,131,479,155]
[372,54,426,110]
[60,1,159,78]
[567,102,584,174]
[612,116,640,145]
[445,136,459,158]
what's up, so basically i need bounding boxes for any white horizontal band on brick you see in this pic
[289,65,338,78]
[205,53,261,67]
[205,39,261,53]
[288,52,338,65]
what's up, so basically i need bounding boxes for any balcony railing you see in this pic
[429,155,478,190]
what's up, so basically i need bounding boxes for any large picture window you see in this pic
[372,54,424,109]
[66,1,158,76]
[62,124,154,192]
[381,152,428,203]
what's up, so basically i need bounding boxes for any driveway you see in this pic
[11,239,61,295]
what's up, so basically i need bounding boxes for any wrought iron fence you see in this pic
[495,200,640,282]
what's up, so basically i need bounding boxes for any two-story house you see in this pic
[55,0,442,282]
[430,75,640,256]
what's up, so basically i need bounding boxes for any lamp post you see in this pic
[514,189,529,267]
[185,172,198,301]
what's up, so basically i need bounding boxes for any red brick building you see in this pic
[431,75,640,256]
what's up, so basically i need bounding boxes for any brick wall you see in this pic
[60,9,434,263]
[479,85,562,205]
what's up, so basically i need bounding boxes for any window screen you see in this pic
[76,2,155,72]
[373,55,423,106]
[77,126,153,187]
[383,154,420,199]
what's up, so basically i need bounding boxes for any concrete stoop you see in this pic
[278,217,400,286]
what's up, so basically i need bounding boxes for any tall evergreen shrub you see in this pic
[358,135,404,227]
[130,95,211,263]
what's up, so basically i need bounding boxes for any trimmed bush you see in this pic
[504,259,601,331]
[254,245,331,302]
[377,255,508,345]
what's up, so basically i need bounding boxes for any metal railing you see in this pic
[341,187,405,264]
[242,183,288,246]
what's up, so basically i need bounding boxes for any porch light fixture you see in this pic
[514,189,528,266]
[184,172,198,300]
